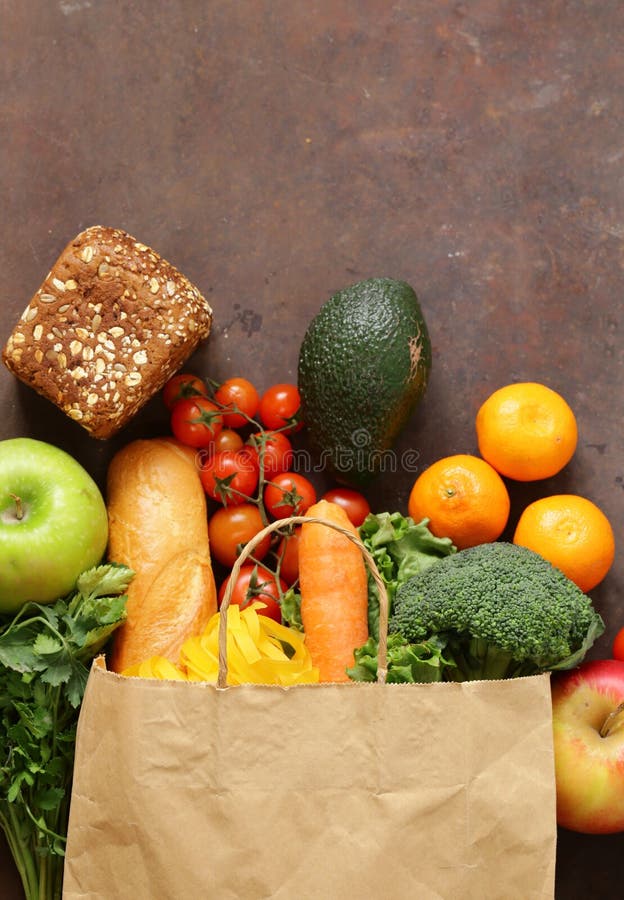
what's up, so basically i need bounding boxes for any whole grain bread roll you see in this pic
[106,437,218,673]
[2,226,213,438]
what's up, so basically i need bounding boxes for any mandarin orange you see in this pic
[407,454,510,550]
[476,382,577,481]
[513,494,615,592]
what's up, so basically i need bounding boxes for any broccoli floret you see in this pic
[389,542,605,681]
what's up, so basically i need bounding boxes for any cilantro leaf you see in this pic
[32,634,63,657]
[76,563,134,600]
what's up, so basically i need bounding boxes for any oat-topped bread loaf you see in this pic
[2,226,213,438]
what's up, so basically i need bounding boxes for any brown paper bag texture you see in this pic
[63,660,556,900]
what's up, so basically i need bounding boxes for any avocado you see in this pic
[297,277,431,487]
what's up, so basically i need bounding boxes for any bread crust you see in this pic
[106,438,217,673]
[2,226,213,438]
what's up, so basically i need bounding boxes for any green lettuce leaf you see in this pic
[359,512,456,639]
[279,587,302,632]
[347,632,454,683]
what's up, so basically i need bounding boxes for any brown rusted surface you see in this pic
[1,2,624,897]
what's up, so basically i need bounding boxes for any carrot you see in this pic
[299,499,369,682]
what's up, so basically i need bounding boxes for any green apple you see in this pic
[0,437,109,612]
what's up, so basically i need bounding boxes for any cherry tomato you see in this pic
[322,487,371,527]
[276,527,301,585]
[218,564,286,623]
[613,627,624,662]
[248,431,294,476]
[162,373,208,410]
[214,377,260,429]
[200,447,259,506]
[258,383,303,432]
[208,504,270,568]
[170,397,223,448]
[213,428,244,453]
[264,472,317,519]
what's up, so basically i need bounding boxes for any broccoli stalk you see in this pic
[443,636,519,681]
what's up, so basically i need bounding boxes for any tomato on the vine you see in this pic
[170,397,223,448]
[200,447,259,506]
[258,383,303,432]
[162,373,208,411]
[214,377,260,429]
[213,428,244,454]
[248,431,293,476]
[218,564,286,623]
[264,472,317,519]
[276,527,301,585]
[322,487,371,527]
[613,628,624,662]
[208,504,270,568]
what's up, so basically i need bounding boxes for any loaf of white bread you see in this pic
[2,225,213,438]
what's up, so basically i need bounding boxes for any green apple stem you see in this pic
[9,493,24,520]
[600,700,624,738]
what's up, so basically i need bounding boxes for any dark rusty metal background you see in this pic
[1,2,623,897]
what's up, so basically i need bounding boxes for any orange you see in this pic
[513,494,615,592]
[475,382,577,481]
[408,454,510,550]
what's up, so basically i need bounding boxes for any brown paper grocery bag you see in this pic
[63,517,557,900]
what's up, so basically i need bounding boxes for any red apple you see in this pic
[551,659,624,834]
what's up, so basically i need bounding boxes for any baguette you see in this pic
[106,437,217,673]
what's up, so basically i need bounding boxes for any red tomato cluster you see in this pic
[162,372,371,625]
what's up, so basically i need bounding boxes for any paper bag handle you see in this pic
[218,515,389,688]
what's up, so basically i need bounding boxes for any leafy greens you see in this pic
[0,564,132,900]
[347,633,454,683]
[359,511,456,639]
